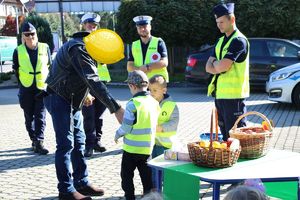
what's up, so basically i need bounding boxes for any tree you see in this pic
[117,0,300,45]
[18,13,55,53]
[0,15,25,36]
[42,13,80,39]
[116,0,220,74]
[234,0,300,39]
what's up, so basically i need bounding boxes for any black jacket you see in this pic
[46,32,120,112]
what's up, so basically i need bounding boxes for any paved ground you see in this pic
[0,86,299,200]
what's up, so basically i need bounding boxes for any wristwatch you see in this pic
[212,58,217,66]
[146,64,150,71]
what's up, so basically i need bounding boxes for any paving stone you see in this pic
[0,87,299,199]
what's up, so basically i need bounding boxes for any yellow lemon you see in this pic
[220,142,227,149]
[200,141,209,148]
[212,141,221,148]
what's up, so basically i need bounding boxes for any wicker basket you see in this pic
[229,111,273,159]
[188,109,241,168]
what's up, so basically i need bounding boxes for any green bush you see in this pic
[0,71,13,81]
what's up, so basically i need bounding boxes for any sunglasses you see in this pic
[23,32,36,37]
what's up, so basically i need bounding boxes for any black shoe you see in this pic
[94,142,106,153]
[31,141,36,151]
[77,185,104,196]
[58,191,92,200]
[34,140,49,155]
[84,148,94,157]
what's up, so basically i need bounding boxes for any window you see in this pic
[250,40,268,57]
[266,40,299,58]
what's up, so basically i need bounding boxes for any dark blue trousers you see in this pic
[215,98,247,141]
[82,98,106,148]
[18,87,46,141]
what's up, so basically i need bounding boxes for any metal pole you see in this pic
[59,0,66,43]
[16,7,19,35]
[112,13,115,31]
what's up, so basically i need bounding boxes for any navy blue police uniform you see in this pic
[12,22,51,154]
[128,39,167,63]
[211,3,248,141]
[80,13,108,157]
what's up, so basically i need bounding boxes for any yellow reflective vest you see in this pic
[17,43,49,90]
[156,100,177,148]
[132,36,169,82]
[97,63,111,82]
[123,95,160,155]
[207,30,249,99]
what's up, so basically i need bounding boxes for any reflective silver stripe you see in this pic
[124,138,151,147]
[157,137,171,143]
[123,117,134,125]
[131,128,152,135]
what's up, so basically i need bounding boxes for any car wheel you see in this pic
[292,84,300,109]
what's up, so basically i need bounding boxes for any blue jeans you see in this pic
[44,93,89,193]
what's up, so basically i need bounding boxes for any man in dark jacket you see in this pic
[44,31,124,200]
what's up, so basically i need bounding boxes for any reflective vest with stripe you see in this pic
[123,95,160,155]
[207,30,249,99]
[17,43,49,90]
[97,63,111,82]
[132,36,169,82]
[156,100,176,148]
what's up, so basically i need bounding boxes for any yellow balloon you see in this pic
[83,29,125,64]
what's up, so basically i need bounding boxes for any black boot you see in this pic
[94,142,106,153]
[34,140,49,155]
[31,141,36,151]
[84,147,94,157]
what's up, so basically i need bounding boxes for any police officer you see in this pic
[127,15,169,82]
[80,13,111,157]
[13,22,51,155]
[205,3,249,141]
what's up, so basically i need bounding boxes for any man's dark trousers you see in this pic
[215,98,247,141]
[18,86,46,142]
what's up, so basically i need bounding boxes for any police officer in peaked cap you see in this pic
[80,12,112,157]
[81,13,101,32]
[127,15,169,82]
[205,2,249,141]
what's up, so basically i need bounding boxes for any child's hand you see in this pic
[83,93,95,106]
[156,125,163,132]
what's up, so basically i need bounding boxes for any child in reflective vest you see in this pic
[149,75,179,188]
[115,70,160,200]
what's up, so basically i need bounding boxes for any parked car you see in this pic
[0,36,17,65]
[185,38,300,87]
[266,63,300,108]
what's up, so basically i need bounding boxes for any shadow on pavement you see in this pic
[0,151,55,172]
[85,149,123,160]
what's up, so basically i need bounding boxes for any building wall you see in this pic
[0,0,27,29]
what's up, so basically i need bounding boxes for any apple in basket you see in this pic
[226,138,234,147]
